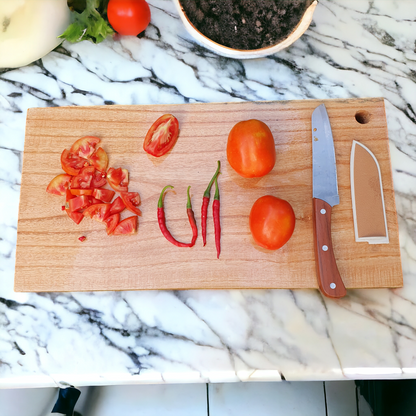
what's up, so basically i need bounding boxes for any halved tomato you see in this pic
[46,174,72,195]
[107,167,129,192]
[104,213,120,235]
[61,149,87,176]
[143,114,179,157]
[71,166,95,189]
[70,136,100,159]
[109,196,126,215]
[93,188,115,203]
[83,203,111,222]
[113,216,138,235]
[70,189,93,196]
[68,195,92,212]
[91,170,107,188]
[88,147,109,172]
[120,191,142,216]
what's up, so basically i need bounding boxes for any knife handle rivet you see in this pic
[330,283,336,289]
[320,209,326,214]
[322,245,328,251]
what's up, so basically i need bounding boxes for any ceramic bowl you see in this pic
[172,0,318,59]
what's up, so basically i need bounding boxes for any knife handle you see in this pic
[313,198,347,298]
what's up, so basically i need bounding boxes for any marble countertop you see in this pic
[1,0,416,388]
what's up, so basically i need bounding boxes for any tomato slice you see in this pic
[107,167,129,192]
[61,149,87,176]
[91,170,107,188]
[104,213,120,235]
[92,188,115,203]
[70,189,93,196]
[71,166,95,189]
[143,114,179,157]
[83,203,111,222]
[109,196,126,215]
[64,190,83,224]
[68,195,92,212]
[46,174,72,195]
[88,147,109,172]
[120,191,142,216]
[70,136,100,159]
[113,216,138,235]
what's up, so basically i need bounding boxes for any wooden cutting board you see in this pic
[14,98,403,292]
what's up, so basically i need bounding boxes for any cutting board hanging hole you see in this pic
[355,110,371,124]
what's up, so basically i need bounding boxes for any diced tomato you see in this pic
[90,197,103,204]
[61,149,87,176]
[109,196,126,215]
[64,190,83,224]
[107,167,129,192]
[71,166,95,189]
[70,136,100,159]
[46,174,72,196]
[120,191,141,216]
[92,188,115,203]
[78,236,87,242]
[113,216,138,235]
[104,213,120,235]
[68,195,92,212]
[91,170,107,188]
[83,203,111,222]
[88,147,109,172]
[70,189,93,196]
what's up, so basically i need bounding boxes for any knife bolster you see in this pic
[313,198,347,298]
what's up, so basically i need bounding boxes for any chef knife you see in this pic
[312,104,347,298]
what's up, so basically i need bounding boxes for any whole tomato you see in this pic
[107,0,151,36]
[227,119,276,178]
[249,195,295,250]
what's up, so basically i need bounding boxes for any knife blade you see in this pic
[312,104,346,298]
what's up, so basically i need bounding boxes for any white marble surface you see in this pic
[1,0,416,388]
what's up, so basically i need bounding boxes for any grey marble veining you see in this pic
[1,0,416,387]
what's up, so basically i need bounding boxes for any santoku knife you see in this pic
[312,104,346,298]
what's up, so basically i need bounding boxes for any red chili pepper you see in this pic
[201,160,221,246]
[187,186,198,247]
[213,175,221,259]
[157,185,192,248]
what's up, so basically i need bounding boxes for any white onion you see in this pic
[0,0,71,68]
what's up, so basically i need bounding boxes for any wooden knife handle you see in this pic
[313,198,347,298]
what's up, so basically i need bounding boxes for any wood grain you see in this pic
[14,98,403,292]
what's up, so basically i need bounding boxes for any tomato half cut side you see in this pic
[88,147,109,172]
[113,216,138,236]
[61,149,87,176]
[91,170,107,188]
[83,203,111,222]
[120,191,142,216]
[143,114,179,157]
[109,196,126,215]
[92,188,115,203]
[70,136,100,159]
[107,167,129,192]
[46,174,72,196]
[104,213,120,235]
[71,166,95,189]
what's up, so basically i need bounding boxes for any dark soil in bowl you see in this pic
[180,0,313,50]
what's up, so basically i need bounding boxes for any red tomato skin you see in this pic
[249,195,295,250]
[143,114,179,157]
[120,191,142,216]
[227,119,276,178]
[108,0,151,36]
[46,174,72,196]
[109,196,126,215]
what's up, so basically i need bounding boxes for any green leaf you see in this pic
[59,0,114,44]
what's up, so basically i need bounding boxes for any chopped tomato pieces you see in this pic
[113,216,138,235]
[109,196,126,215]
[61,149,86,176]
[68,195,92,212]
[71,166,95,189]
[83,203,111,222]
[104,213,120,235]
[78,236,87,242]
[107,167,129,192]
[88,147,109,172]
[46,174,72,196]
[70,136,100,159]
[93,188,115,203]
[120,191,142,216]
[70,189,93,196]
[91,170,107,188]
